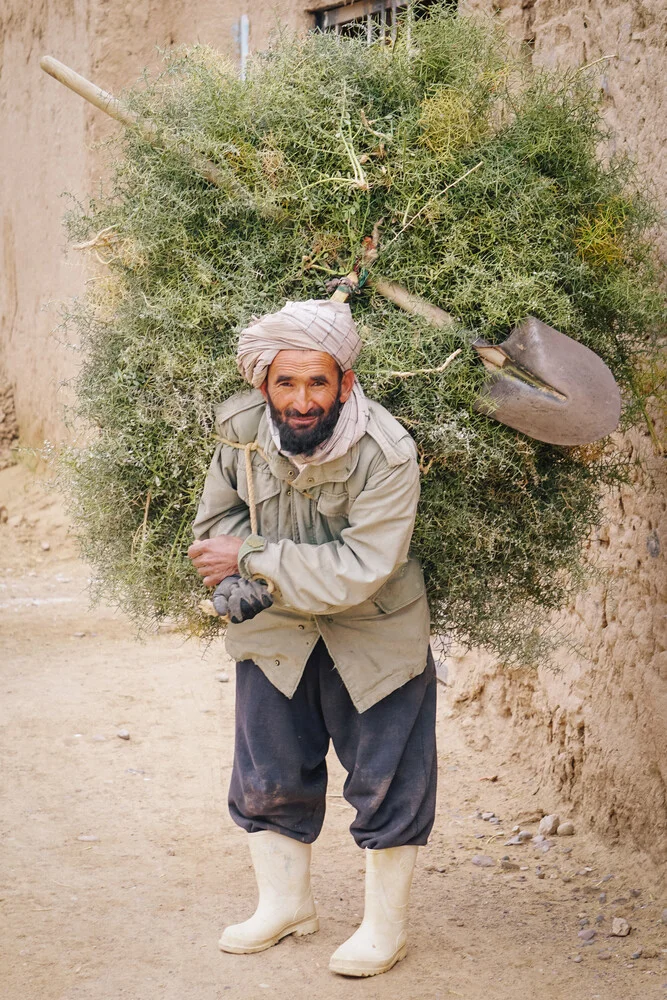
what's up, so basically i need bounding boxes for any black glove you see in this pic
[227,577,274,623]
[211,575,242,617]
[212,575,273,623]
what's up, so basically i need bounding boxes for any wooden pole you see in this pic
[40,56,238,190]
[40,56,152,135]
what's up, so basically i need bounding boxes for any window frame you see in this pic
[310,1,407,41]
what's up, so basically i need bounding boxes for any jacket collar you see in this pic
[257,410,360,488]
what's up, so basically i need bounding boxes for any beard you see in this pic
[267,393,343,457]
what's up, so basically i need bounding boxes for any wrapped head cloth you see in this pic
[236,299,362,388]
[236,299,369,466]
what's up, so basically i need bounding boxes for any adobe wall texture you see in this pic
[443,419,667,866]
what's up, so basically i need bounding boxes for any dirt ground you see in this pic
[2,462,666,1000]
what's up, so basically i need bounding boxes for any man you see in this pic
[188,298,436,978]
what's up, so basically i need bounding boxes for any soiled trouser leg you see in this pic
[228,648,330,844]
[228,640,437,848]
[320,644,437,849]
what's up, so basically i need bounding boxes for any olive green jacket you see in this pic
[192,389,430,712]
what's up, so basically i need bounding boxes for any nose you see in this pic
[292,384,310,413]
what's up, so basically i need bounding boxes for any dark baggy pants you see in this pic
[228,639,437,850]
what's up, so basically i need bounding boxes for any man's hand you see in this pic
[188,536,243,587]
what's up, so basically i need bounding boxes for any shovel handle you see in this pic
[41,56,237,190]
[371,278,455,329]
[331,273,456,329]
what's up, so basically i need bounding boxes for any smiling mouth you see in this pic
[287,415,319,427]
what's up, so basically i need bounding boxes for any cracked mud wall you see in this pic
[461,0,667,245]
[444,422,666,865]
[449,0,667,866]
[0,0,91,445]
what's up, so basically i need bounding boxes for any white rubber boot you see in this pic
[218,831,319,954]
[329,845,418,977]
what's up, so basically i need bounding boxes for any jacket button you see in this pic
[275,658,280,665]
[326,617,334,623]
[286,490,292,497]
[298,624,305,630]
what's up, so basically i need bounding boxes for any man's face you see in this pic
[261,350,355,456]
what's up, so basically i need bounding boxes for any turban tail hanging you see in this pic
[236,299,369,467]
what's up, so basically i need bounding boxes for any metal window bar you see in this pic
[390,1,398,44]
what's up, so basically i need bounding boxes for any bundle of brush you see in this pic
[60,6,665,660]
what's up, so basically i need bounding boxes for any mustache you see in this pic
[283,405,325,419]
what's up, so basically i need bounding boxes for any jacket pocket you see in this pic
[372,558,426,614]
[237,466,281,506]
[316,490,351,518]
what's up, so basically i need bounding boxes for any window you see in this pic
[311,1,443,44]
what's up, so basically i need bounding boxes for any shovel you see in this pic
[350,277,622,446]
[40,56,622,447]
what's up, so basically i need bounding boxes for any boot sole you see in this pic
[219,915,319,955]
[329,943,408,977]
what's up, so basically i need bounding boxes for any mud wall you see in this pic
[0,0,310,445]
[449,0,667,865]
[444,423,667,863]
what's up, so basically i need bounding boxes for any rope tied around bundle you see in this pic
[198,436,275,617]
[215,436,269,535]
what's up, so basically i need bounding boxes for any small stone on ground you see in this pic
[610,917,631,937]
[538,814,560,836]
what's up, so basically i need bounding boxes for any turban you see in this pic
[235,298,369,466]
[236,299,362,388]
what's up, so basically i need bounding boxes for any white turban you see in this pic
[235,298,369,467]
[236,299,362,388]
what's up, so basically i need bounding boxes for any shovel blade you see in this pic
[475,317,622,446]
